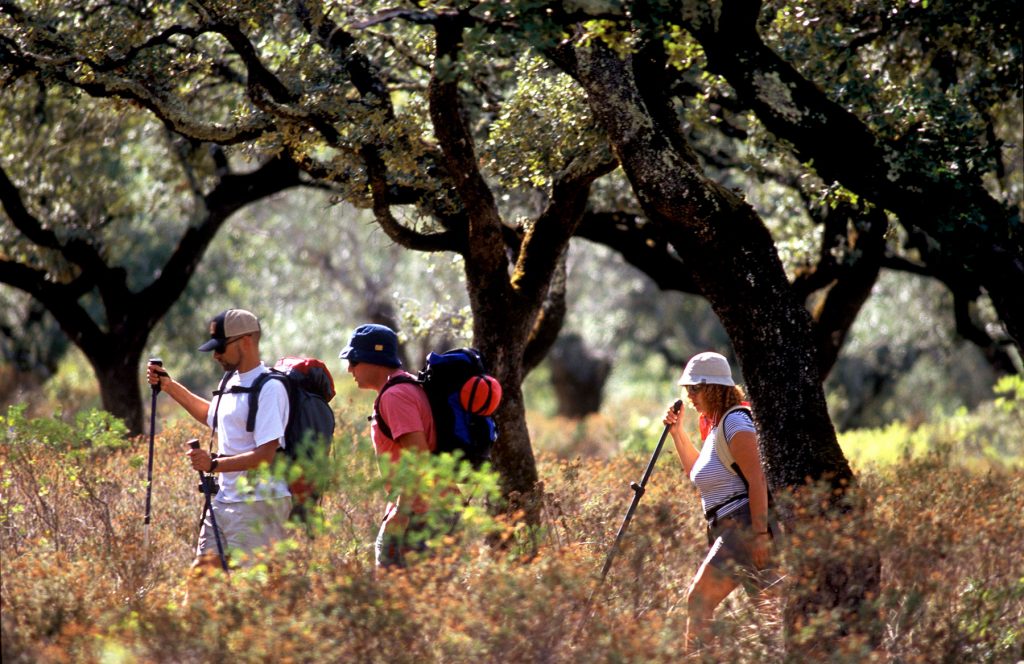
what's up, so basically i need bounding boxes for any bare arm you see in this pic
[394,430,431,454]
[665,402,700,476]
[147,362,210,425]
[730,431,769,532]
[187,439,281,473]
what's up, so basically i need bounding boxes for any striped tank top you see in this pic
[689,409,756,520]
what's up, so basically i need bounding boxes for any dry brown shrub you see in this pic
[2,407,1022,663]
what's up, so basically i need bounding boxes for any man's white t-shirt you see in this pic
[206,363,291,503]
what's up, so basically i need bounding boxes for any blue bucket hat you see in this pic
[339,324,402,368]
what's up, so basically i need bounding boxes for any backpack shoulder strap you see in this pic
[714,405,753,477]
[242,370,287,433]
[208,371,235,443]
[372,374,419,441]
[212,371,234,397]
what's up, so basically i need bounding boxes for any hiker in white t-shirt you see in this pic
[147,309,291,573]
[663,351,778,653]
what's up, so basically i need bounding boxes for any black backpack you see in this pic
[215,356,337,459]
[373,348,499,468]
[214,357,336,523]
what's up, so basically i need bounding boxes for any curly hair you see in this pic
[685,383,746,425]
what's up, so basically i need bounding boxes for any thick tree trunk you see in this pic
[424,19,616,518]
[574,41,850,486]
[475,304,542,506]
[488,381,543,510]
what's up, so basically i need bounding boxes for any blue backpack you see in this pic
[373,348,499,468]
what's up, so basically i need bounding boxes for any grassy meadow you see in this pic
[2,377,1023,663]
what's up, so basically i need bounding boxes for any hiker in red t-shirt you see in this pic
[340,323,456,568]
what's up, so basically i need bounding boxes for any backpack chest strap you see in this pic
[212,371,283,433]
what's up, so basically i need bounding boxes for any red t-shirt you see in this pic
[371,375,437,460]
[371,373,443,520]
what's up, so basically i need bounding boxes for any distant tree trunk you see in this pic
[91,347,146,435]
[0,298,68,379]
[1,157,304,436]
[548,333,611,418]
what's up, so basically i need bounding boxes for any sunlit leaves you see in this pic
[482,55,604,191]
[762,0,1020,191]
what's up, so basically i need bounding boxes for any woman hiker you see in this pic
[663,351,780,652]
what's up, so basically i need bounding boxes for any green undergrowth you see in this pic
[838,375,1024,471]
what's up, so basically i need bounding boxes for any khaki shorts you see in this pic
[705,504,782,594]
[197,497,292,565]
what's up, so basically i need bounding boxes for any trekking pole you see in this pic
[596,399,683,586]
[189,439,229,573]
[574,399,683,640]
[143,358,163,548]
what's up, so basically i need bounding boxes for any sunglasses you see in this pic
[213,334,248,354]
[684,384,704,394]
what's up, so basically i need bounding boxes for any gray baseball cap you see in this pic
[198,309,260,352]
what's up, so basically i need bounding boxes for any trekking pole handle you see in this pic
[633,400,683,491]
[149,358,164,394]
[187,438,209,488]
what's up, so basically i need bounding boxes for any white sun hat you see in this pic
[677,351,735,386]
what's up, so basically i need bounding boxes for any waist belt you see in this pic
[704,492,749,523]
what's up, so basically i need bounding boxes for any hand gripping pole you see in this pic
[189,439,229,572]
